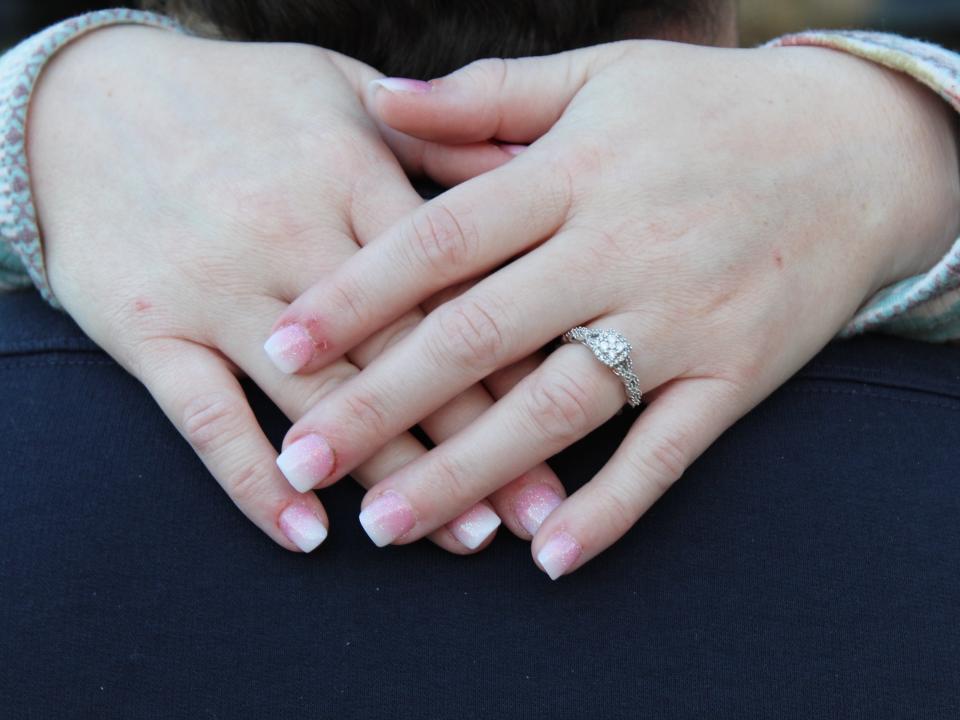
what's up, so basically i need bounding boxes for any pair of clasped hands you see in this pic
[30,26,959,578]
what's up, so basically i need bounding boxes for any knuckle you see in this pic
[648,434,689,480]
[122,335,178,384]
[226,456,279,509]
[594,486,640,536]
[405,202,477,275]
[626,433,689,496]
[181,391,246,455]
[224,183,307,242]
[325,274,370,328]
[524,367,596,445]
[433,297,507,372]
[419,453,472,507]
[461,57,509,94]
[362,313,421,359]
[564,137,604,174]
[342,389,390,438]
[555,160,577,218]
[576,225,631,268]
[298,365,360,416]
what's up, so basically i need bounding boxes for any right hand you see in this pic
[27,25,567,553]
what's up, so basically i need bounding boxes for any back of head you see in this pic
[145,0,729,78]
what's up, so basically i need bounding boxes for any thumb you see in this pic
[367,48,602,145]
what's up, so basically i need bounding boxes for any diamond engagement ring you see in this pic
[562,327,643,408]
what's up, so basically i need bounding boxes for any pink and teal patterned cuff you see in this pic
[0,9,182,307]
[770,30,960,340]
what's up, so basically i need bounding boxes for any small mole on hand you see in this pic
[773,249,783,269]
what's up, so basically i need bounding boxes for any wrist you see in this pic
[868,60,960,289]
[772,45,960,297]
[27,25,191,299]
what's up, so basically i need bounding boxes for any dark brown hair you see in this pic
[143,0,723,78]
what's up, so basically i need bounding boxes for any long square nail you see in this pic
[371,77,432,94]
[276,434,335,492]
[279,503,328,552]
[514,484,563,535]
[358,491,416,547]
[536,531,582,580]
[264,324,314,374]
[448,504,501,550]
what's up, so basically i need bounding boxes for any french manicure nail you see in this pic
[536,531,582,581]
[514,484,563,535]
[372,77,433,94]
[447,504,502,550]
[279,502,328,552]
[276,434,335,492]
[264,323,314,374]
[499,143,527,156]
[358,490,416,547]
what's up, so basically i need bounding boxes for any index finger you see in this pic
[367,49,600,144]
[265,150,571,376]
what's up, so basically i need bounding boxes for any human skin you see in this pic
[26,25,568,554]
[276,40,960,578]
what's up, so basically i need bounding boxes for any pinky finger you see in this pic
[137,339,329,553]
[480,353,569,539]
[349,431,501,555]
[530,377,745,580]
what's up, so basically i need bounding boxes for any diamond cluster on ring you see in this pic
[561,326,643,408]
[593,331,631,368]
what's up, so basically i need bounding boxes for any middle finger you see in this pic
[277,241,605,490]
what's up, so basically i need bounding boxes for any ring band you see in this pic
[562,327,643,408]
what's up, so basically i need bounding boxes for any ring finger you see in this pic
[352,328,678,546]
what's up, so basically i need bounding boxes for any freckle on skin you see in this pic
[773,249,784,269]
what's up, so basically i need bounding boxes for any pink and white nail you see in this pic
[358,491,416,547]
[499,143,527,156]
[279,503,328,553]
[276,434,335,492]
[264,323,314,374]
[514,484,563,535]
[447,504,502,550]
[536,531,582,581]
[371,77,432,94]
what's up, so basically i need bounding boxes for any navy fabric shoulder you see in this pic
[1,290,959,719]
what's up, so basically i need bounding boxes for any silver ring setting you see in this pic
[562,327,643,408]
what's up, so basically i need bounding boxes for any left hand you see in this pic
[272,40,960,577]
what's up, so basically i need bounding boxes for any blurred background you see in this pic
[1,0,959,49]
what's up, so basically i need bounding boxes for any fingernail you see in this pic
[447,504,501,550]
[279,502,328,553]
[358,490,416,547]
[499,143,527,156]
[536,531,582,581]
[372,77,432,94]
[276,434,335,492]
[264,324,314,374]
[514,484,563,535]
